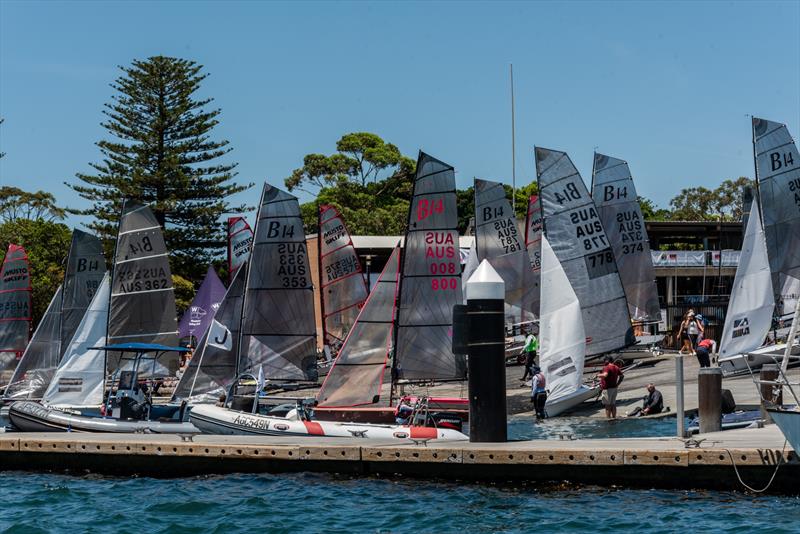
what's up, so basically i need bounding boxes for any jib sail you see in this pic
[591,153,661,323]
[535,147,634,356]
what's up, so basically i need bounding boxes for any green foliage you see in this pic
[638,196,672,221]
[171,274,195,316]
[66,56,252,282]
[0,187,65,223]
[667,176,753,221]
[0,218,72,327]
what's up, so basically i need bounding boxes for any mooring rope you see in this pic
[725,439,788,493]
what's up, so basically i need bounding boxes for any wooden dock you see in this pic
[1,425,797,493]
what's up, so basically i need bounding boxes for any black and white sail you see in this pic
[535,147,635,356]
[108,201,179,375]
[239,184,317,381]
[61,230,105,355]
[172,265,246,403]
[474,178,537,322]
[753,117,800,317]
[591,153,661,324]
[395,152,465,381]
[524,194,543,318]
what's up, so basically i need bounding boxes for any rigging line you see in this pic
[725,440,787,493]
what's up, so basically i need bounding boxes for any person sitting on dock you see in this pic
[520,330,539,382]
[629,383,663,417]
[530,366,547,420]
[695,338,715,368]
[597,356,624,419]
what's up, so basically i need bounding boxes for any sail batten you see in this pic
[591,153,661,323]
[394,152,464,381]
[535,147,634,356]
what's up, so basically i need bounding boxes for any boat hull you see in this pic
[189,404,467,441]
[8,401,198,433]
[767,408,800,453]
[545,385,599,417]
[719,341,800,376]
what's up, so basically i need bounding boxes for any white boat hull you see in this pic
[545,385,599,417]
[767,408,800,454]
[189,404,468,441]
[719,341,800,376]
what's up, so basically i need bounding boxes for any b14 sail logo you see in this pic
[732,317,750,339]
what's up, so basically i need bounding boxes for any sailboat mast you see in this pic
[510,63,517,216]
[317,204,326,354]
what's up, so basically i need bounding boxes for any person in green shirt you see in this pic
[520,330,539,381]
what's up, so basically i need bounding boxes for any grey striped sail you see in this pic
[239,184,317,381]
[173,265,246,403]
[317,246,400,407]
[395,152,465,381]
[474,179,537,323]
[753,117,800,317]
[0,244,32,385]
[591,153,661,323]
[524,194,543,318]
[61,230,105,359]
[535,147,635,356]
[3,286,63,400]
[318,204,368,352]
[108,201,179,375]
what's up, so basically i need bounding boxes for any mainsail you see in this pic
[591,153,661,323]
[719,200,774,358]
[3,286,63,400]
[0,244,32,384]
[239,184,317,381]
[177,265,226,343]
[318,204,368,351]
[395,152,465,381]
[60,230,105,356]
[227,216,254,279]
[317,246,401,407]
[524,194,543,317]
[473,178,536,322]
[535,147,634,356]
[43,274,110,407]
[539,235,586,402]
[753,117,800,316]
[173,265,246,402]
[108,201,179,375]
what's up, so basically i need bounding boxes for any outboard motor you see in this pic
[427,412,464,432]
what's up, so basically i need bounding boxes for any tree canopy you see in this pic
[641,176,753,221]
[0,187,65,223]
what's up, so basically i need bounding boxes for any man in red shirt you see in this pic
[597,356,624,419]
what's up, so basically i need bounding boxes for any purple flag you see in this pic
[178,266,227,343]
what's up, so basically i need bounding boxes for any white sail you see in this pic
[461,245,479,303]
[719,201,775,358]
[538,235,586,403]
[42,274,110,407]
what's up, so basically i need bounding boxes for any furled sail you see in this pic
[3,286,63,400]
[317,246,401,407]
[524,195,543,317]
[719,200,774,358]
[539,235,586,402]
[753,117,800,316]
[591,153,661,323]
[395,152,465,381]
[177,265,226,343]
[172,265,246,403]
[43,274,110,407]
[535,147,634,356]
[473,178,537,322]
[60,230,105,357]
[318,204,368,351]
[227,216,254,278]
[239,184,317,381]
[0,244,32,384]
[108,201,179,375]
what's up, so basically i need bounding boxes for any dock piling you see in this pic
[759,364,782,423]
[698,367,722,433]
[675,354,685,437]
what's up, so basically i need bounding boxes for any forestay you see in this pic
[43,274,110,407]
[0,244,32,384]
[317,246,400,407]
[108,201,179,376]
[395,152,465,381]
[591,153,661,323]
[539,235,586,402]
[753,117,800,316]
[177,265,226,343]
[535,147,634,356]
[173,266,246,403]
[3,286,63,400]
[524,194,543,318]
[227,216,253,278]
[318,204,368,351]
[719,201,774,358]
[239,184,317,381]
[474,178,537,322]
[61,230,105,356]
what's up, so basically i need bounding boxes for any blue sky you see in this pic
[1,1,799,228]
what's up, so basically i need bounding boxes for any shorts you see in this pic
[601,387,618,406]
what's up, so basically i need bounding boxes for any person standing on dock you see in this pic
[520,329,539,382]
[530,366,547,420]
[597,356,624,418]
[694,338,715,368]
